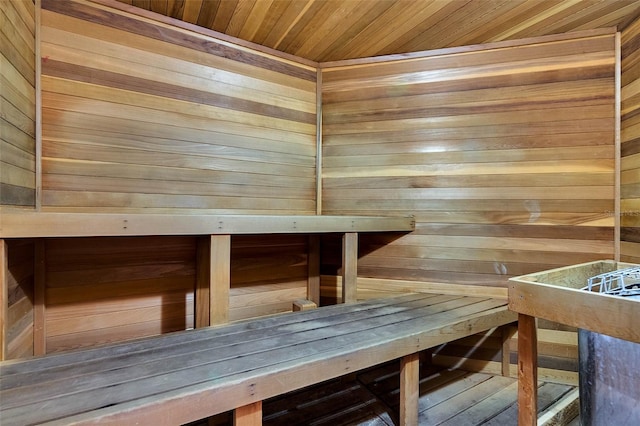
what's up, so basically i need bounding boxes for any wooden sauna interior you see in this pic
[2,0,640,424]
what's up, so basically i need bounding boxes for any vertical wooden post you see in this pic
[234,401,262,426]
[400,352,420,426]
[315,68,323,215]
[307,235,320,305]
[502,324,515,377]
[210,235,231,325]
[614,31,621,262]
[195,236,211,328]
[0,239,7,360]
[342,232,357,303]
[518,314,538,426]
[35,0,42,211]
[34,240,46,355]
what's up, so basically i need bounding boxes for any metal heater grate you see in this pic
[582,266,640,298]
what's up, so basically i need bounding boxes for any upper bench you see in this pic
[0,213,415,238]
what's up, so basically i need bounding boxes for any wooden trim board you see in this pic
[0,213,415,238]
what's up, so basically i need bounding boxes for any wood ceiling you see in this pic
[114,0,640,62]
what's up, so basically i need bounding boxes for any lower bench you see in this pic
[0,293,517,425]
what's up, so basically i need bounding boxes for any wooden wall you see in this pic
[621,17,640,262]
[322,31,616,293]
[229,235,309,322]
[18,0,320,352]
[40,235,310,353]
[321,31,617,383]
[40,0,317,214]
[1,0,37,361]
[1,0,36,207]
[43,236,195,353]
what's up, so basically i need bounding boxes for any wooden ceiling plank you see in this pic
[318,0,408,62]
[295,0,369,59]
[619,5,640,31]
[274,0,328,53]
[181,0,203,24]
[149,0,167,16]
[535,1,629,34]
[195,0,219,28]
[250,0,293,45]
[237,0,274,41]
[341,0,462,60]
[315,0,396,62]
[166,0,185,20]
[211,0,238,33]
[444,0,530,48]
[400,0,517,51]
[262,0,313,49]
[571,2,640,32]
[488,0,589,41]
[131,0,151,10]
[520,0,616,40]
[282,0,346,55]
[372,0,474,58]
[225,0,257,38]
[471,0,563,45]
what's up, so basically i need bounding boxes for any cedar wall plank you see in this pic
[0,0,36,207]
[321,33,616,382]
[40,0,317,215]
[621,16,640,263]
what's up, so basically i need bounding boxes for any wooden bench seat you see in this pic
[0,293,516,425]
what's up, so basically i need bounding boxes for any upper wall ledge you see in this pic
[0,213,415,238]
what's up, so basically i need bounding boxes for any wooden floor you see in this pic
[191,360,579,426]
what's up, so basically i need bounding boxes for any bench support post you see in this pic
[400,352,420,426]
[501,323,516,377]
[342,232,358,303]
[0,239,6,360]
[196,235,231,327]
[34,240,46,355]
[518,313,537,426]
[307,235,320,305]
[234,401,262,426]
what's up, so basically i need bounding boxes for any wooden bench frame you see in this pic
[0,213,513,424]
[0,213,414,353]
[0,293,516,425]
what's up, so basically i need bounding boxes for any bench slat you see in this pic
[0,294,516,426]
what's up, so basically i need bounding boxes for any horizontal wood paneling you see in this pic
[40,0,317,214]
[44,236,196,352]
[229,235,308,321]
[42,234,311,352]
[322,33,616,292]
[1,0,36,207]
[621,16,640,263]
